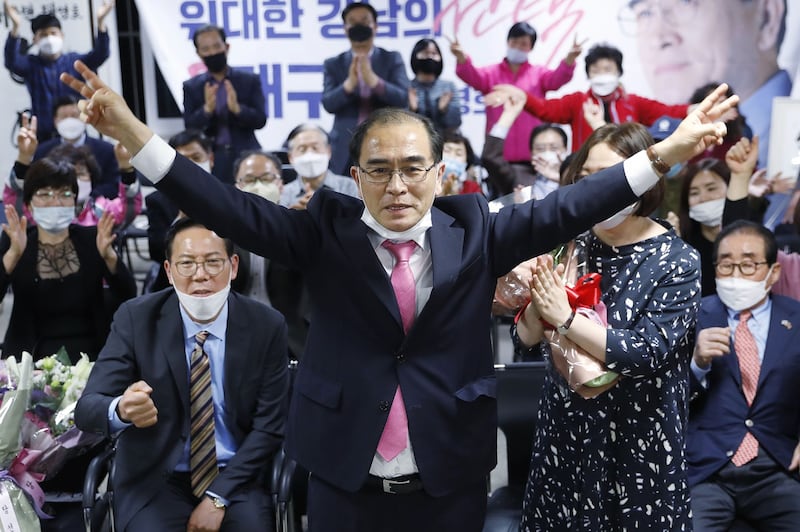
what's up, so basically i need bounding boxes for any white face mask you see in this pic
[194,159,212,174]
[77,180,92,203]
[590,74,619,97]
[38,35,63,56]
[594,202,637,231]
[505,47,529,65]
[292,152,329,179]
[689,197,725,227]
[173,280,231,322]
[715,266,773,312]
[32,205,74,233]
[56,117,85,141]
[241,181,281,204]
[534,150,562,166]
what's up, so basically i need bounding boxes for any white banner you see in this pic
[133,1,800,164]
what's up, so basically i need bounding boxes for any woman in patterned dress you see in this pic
[513,123,702,530]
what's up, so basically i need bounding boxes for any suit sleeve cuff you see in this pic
[108,396,132,434]
[690,359,710,388]
[623,151,660,197]
[130,136,176,184]
[205,490,231,507]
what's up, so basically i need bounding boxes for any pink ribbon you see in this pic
[3,448,52,519]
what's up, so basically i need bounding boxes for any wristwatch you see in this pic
[556,309,576,335]
[207,494,227,510]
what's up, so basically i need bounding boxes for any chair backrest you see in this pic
[494,362,548,487]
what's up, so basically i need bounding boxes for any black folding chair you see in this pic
[82,441,116,532]
[482,362,548,532]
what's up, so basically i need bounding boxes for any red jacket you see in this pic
[524,88,689,152]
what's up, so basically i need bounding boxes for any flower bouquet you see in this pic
[0,353,43,531]
[24,349,104,479]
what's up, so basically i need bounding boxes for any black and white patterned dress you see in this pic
[519,225,701,531]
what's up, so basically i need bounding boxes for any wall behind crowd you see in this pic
[0,0,122,167]
[3,1,800,172]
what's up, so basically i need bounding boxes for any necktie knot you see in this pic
[195,330,209,348]
[739,310,752,323]
[382,240,417,262]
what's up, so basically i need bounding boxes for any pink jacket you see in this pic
[456,57,574,162]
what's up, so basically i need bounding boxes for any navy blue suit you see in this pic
[687,294,800,487]
[35,136,120,199]
[152,152,642,525]
[183,68,266,183]
[322,48,409,175]
[75,290,288,531]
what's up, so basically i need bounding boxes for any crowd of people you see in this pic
[1,1,800,531]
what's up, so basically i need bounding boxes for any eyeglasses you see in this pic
[357,162,437,184]
[714,261,768,277]
[172,258,228,277]
[237,172,281,185]
[32,189,75,204]
[617,0,700,37]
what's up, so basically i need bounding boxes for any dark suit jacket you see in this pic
[183,68,266,154]
[154,154,641,497]
[687,294,800,487]
[34,136,120,199]
[75,290,288,531]
[322,47,409,174]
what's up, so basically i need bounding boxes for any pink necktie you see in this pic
[377,240,417,461]
[732,310,761,467]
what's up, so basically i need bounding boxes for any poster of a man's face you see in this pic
[619,0,787,104]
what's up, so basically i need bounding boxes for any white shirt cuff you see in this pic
[623,151,660,197]
[690,358,711,388]
[130,136,176,184]
[489,123,510,139]
[107,396,132,434]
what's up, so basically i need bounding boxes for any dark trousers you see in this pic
[306,474,487,532]
[125,472,273,532]
[691,448,800,531]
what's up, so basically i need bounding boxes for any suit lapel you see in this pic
[332,215,400,326]
[704,297,743,389]
[223,294,250,413]
[756,297,799,392]
[425,209,463,312]
[160,294,191,418]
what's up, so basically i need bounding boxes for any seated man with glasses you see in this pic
[76,217,288,532]
[281,123,359,210]
[688,219,800,531]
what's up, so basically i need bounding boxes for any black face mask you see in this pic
[347,24,373,43]
[411,57,443,77]
[202,51,228,73]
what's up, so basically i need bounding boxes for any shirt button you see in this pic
[379,401,390,412]
[396,352,405,363]
[745,419,754,428]
[726,450,734,457]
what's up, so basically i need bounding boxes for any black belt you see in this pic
[363,474,424,495]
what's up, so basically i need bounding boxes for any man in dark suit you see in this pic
[63,61,737,531]
[34,95,120,199]
[75,218,288,531]
[322,2,409,175]
[688,220,800,530]
[183,25,266,184]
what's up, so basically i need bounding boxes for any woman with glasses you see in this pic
[513,123,701,530]
[0,157,136,362]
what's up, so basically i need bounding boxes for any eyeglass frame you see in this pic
[616,0,700,38]
[30,188,76,205]
[236,172,281,185]
[714,260,769,277]
[171,257,229,277]
[356,162,438,184]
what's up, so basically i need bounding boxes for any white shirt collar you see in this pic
[360,206,432,246]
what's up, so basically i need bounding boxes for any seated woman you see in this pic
[513,123,701,530]
[0,158,137,362]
